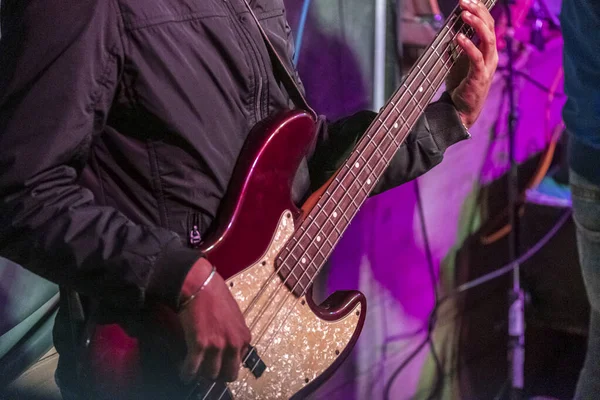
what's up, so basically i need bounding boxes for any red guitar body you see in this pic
[85,110,367,400]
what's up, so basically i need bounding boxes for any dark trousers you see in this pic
[571,170,600,399]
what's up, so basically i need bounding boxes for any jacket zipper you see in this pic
[188,213,202,248]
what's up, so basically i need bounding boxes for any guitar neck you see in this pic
[278,0,497,290]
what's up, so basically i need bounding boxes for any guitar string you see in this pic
[202,2,492,397]
[212,31,476,400]
[238,0,474,331]
[231,2,499,393]
[208,10,483,397]
[232,0,479,332]
[238,2,478,338]
[239,0,496,345]
[205,6,483,398]
[233,1,474,326]
[233,18,476,395]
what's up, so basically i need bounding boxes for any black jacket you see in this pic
[0,0,468,388]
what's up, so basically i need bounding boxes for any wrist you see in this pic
[459,114,472,137]
[443,90,472,130]
[180,257,214,302]
[458,112,472,131]
[147,246,204,311]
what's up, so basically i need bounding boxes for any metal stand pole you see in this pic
[373,0,387,110]
[503,1,525,398]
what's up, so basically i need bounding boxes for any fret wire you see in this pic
[309,242,324,266]
[377,117,389,131]
[368,162,378,180]
[409,95,426,117]
[391,92,407,110]
[388,137,400,154]
[331,220,343,237]
[283,238,295,250]
[348,189,361,210]
[359,152,370,167]
[361,175,373,195]
[404,83,416,98]
[324,235,335,251]
[342,212,351,223]
[362,147,376,174]
[315,247,326,264]
[289,269,300,279]
[296,279,306,292]
[380,120,391,134]
[419,67,434,87]
[348,165,358,179]
[323,208,345,235]
[422,57,438,73]
[393,104,408,126]
[374,143,386,159]
[331,177,347,199]
[296,238,307,252]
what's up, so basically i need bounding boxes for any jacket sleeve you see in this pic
[0,0,200,312]
[308,92,470,195]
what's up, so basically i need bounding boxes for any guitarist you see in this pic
[0,0,497,398]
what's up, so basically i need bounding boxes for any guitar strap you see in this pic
[242,0,317,120]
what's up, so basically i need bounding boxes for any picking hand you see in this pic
[178,258,251,383]
[446,0,499,128]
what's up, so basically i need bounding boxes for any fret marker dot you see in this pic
[367,178,372,185]
[354,162,360,169]
[333,212,338,218]
[393,122,399,129]
[302,257,306,264]
[316,236,321,242]
[419,87,424,92]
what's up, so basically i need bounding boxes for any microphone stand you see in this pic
[503,1,525,399]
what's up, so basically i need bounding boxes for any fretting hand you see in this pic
[446,0,499,128]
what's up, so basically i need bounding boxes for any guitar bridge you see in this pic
[243,345,267,378]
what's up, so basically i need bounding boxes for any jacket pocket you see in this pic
[256,8,285,20]
[254,6,295,73]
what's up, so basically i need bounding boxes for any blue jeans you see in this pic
[571,170,600,399]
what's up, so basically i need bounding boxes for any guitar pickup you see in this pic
[243,345,267,378]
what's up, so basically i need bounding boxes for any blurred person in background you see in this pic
[562,0,600,398]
